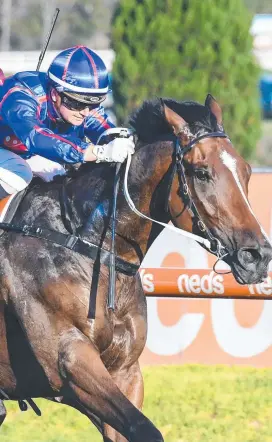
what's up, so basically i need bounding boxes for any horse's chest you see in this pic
[71,273,147,365]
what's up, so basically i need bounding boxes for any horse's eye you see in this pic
[194,169,210,181]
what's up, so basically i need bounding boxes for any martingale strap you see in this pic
[0,222,139,276]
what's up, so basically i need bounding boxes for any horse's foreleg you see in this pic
[103,362,144,442]
[59,329,163,442]
[0,400,6,426]
[56,351,145,441]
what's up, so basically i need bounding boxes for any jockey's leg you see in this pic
[59,328,163,442]
[103,362,144,442]
[0,148,32,199]
[26,155,66,182]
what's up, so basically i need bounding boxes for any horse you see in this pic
[0,94,271,442]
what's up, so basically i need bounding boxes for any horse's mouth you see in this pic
[199,232,271,285]
[226,259,269,285]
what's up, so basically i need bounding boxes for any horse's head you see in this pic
[163,95,272,284]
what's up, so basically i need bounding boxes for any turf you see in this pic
[1,364,272,442]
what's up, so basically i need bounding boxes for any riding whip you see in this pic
[108,129,130,310]
[108,162,121,310]
[36,8,60,71]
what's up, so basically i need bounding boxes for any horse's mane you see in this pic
[129,97,219,142]
[28,97,219,191]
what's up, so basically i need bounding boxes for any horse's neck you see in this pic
[113,144,173,265]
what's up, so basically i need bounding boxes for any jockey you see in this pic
[0,45,135,199]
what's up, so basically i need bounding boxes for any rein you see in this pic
[124,132,229,261]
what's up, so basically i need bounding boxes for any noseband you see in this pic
[171,131,229,259]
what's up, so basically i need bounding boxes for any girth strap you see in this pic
[0,222,139,276]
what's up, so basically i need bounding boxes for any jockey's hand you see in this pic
[92,137,135,163]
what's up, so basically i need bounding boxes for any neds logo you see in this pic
[177,271,224,295]
[139,269,155,293]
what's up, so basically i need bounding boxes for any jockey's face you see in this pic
[51,89,91,126]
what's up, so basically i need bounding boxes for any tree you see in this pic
[111,0,261,159]
[244,0,272,13]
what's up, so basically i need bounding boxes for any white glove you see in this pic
[93,137,135,163]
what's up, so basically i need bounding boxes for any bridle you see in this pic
[172,130,229,260]
[124,130,230,262]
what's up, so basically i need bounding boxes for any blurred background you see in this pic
[1,2,272,442]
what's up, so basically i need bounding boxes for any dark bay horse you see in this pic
[0,95,271,441]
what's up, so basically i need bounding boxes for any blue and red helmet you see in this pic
[47,46,109,104]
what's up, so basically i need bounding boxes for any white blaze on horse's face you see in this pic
[219,150,271,245]
[220,150,249,207]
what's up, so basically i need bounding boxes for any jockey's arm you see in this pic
[1,89,89,164]
[1,90,135,164]
[83,108,135,162]
[83,105,116,144]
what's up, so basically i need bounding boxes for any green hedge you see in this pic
[112,0,261,159]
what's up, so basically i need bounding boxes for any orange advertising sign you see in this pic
[139,172,272,367]
[140,268,272,298]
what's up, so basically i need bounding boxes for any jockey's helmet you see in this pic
[47,46,109,105]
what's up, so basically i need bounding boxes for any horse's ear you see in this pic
[164,104,194,146]
[164,104,187,136]
[205,94,223,127]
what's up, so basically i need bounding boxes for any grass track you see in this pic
[1,364,272,442]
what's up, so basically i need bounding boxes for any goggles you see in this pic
[60,92,106,111]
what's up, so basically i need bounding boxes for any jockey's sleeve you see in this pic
[84,106,115,144]
[0,89,88,164]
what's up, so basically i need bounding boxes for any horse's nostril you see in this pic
[237,247,261,266]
